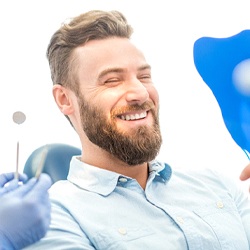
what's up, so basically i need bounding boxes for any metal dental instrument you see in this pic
[35,145,49,178]
[12,111,26,179]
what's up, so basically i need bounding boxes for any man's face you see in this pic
[74,37,162,165]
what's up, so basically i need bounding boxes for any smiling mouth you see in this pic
[118,111,147,121]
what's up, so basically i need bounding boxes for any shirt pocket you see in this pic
[193,198,249,249]
[92,226,155,250]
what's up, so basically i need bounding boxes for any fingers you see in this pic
[0,173,27,187]
[32,173,52,193]
[240,163,250,181]
[0,173,27,195]
[23,174,52,204]
[0,173,15,187]
[10,177,38,197]
[20,173,52,199]
[1,179,20,193]
[17,173,28,183]
[0,173,51,198]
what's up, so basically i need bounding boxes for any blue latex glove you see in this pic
[0,172,28,195]
[0,173,52,250]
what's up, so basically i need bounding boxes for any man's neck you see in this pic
[81,145,149,189]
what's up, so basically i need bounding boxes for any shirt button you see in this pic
[176,216,184,224]
[118,228,127,235]
[118,177,127,182]
[216,201,224,209]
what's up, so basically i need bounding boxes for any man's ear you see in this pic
[52,84,75,115]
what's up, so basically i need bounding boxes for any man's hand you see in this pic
[0,173,52,249]
[240,163,250,181]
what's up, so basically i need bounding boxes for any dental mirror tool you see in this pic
[12,111,26,179]
[35,144,49,178]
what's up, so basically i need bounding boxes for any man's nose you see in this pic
[125,79,149,105]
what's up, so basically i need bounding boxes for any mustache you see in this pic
[111,101,155,117]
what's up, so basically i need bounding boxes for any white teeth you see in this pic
[139,112,146,119]
[120,111,147,121]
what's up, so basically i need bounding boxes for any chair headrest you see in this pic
[23,143,81,183]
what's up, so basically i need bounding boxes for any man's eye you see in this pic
[105,78,120,83]
[141,75,150,79]
[104,78,121,87]
[139,74,152,82]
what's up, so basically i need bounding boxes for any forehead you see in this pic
[73,37,148,76]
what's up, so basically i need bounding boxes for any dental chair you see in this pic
[23,143,81,183]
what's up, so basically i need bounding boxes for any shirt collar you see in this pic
[148,160,172,182]
[67,156,172,196]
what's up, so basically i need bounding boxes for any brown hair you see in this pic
[47,10,133,92]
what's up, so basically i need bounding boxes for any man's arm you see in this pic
[23,198,96,250]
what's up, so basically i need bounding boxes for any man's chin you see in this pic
[115,124,152,135]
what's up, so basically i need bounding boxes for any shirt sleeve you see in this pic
[23,200,96,250]
[235,188,250,244]
[214,170,250,245]
[230,180,250,244]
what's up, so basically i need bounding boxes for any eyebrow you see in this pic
[98,64,151,80]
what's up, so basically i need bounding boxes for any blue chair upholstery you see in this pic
[23,143,81,183]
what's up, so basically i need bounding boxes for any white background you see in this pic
[0,0,250,190]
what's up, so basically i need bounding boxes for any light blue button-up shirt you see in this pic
[26,156,250,250]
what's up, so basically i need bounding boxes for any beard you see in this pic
[78,94,162,166]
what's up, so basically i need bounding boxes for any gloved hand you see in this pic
[0,172,28,195]
[0,173,52,250]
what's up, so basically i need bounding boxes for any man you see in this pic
[0,172,51,249]
[25,10,250,249]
